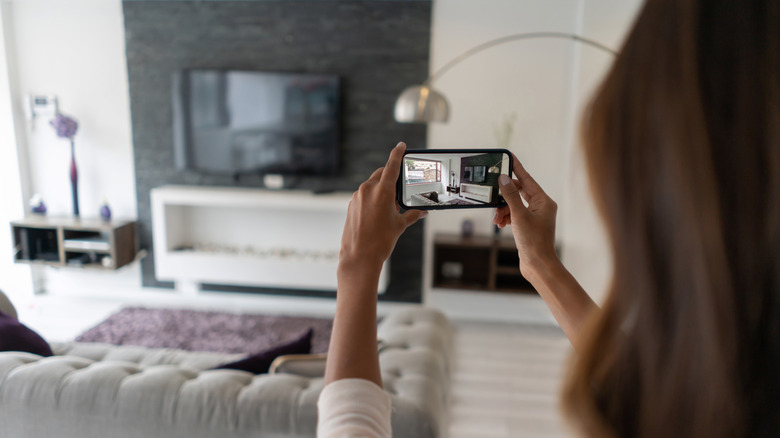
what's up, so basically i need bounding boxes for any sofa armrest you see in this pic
[269,341,390,377]
[269,353,328,377]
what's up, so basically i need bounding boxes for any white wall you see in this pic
[3,0,140,295]
[0,2,33,304]
[8,0,135,219]
[558,0,645,308]
[425,0,643,322]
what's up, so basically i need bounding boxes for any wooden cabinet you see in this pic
[11,216,139,270]
[432,234,535,294]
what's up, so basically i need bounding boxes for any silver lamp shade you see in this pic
[394,85,450,123]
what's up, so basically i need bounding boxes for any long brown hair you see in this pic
[563,0,780,436]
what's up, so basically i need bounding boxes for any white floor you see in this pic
[15,290,576,438]
[448,321,575,438]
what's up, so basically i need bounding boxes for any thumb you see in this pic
[499,174,525,210]
[401,209,428,228]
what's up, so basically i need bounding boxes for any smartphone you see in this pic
[396,148,512,210]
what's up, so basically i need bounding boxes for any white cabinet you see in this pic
[460,183,492,203]
[150,185,389,294]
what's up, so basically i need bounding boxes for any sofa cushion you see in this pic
[422,191,439,202]
[0,310,53,357]
[51,342,243,370]
[213,328,313,374]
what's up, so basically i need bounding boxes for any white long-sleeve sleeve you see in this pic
[317,378,392,438]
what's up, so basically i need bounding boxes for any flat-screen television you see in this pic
[172,69,340,176]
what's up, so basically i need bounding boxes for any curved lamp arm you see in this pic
[426,32,616,85]
[395,32,617,123]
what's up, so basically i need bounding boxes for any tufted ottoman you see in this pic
[0,307,452,438]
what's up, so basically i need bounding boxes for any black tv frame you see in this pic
[171,69,342,178]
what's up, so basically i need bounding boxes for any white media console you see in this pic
[460,183,493,204]
[150,185,389,294]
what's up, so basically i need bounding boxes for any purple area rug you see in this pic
[75,307,333,355]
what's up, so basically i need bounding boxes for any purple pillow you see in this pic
[0,310,53,357]
[213,328,313,374]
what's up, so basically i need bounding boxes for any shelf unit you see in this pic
[432,233,535,294]
[11,216,138,270]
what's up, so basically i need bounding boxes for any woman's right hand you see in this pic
[493,154,560,279]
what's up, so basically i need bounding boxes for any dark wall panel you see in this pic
[461,153,504,201]
[123,0,431,302]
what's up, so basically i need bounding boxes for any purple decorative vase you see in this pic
[30,194,47,215]
[100,203,112,221]
[70,140,80,217]
[31,202,47,215]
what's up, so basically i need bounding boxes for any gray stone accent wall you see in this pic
[123,0,431,302]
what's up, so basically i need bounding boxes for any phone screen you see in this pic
[396,149,512,210]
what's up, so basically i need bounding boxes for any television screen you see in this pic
[172,70,340,176]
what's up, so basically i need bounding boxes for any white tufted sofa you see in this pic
[411,192,441,206]
[0,294,452,438]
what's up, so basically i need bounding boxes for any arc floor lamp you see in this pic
[394,32,617,123]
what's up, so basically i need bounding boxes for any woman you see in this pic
[318,0,780,436]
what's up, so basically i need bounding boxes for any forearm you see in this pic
[324,259,384,387]
[524,259,598,351]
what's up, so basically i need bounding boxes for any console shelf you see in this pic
[432,233,536,294]
[150,185,389,294]
[11,216,138,270]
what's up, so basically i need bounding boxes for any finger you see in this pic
[400,209,428,228]
[493,206,509,224]
[497,210,512,228]
[499,174,527,212]
[509,152,549,200]
[495,213,509,228]
[364,166,384,186]
[503,177,528,203]
[379,142,406,187]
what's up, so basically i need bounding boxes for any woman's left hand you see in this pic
[339,142,428,270]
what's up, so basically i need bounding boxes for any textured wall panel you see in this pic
[123,0,431,302]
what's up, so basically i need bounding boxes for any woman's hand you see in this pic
[325,142,427,388]
[493,154,597,348]
[339,142,427,270]
[493,153,559,279]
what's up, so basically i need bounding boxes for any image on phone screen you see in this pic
[397,149,512,210]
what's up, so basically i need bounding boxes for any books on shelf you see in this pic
[62,236,111,252]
